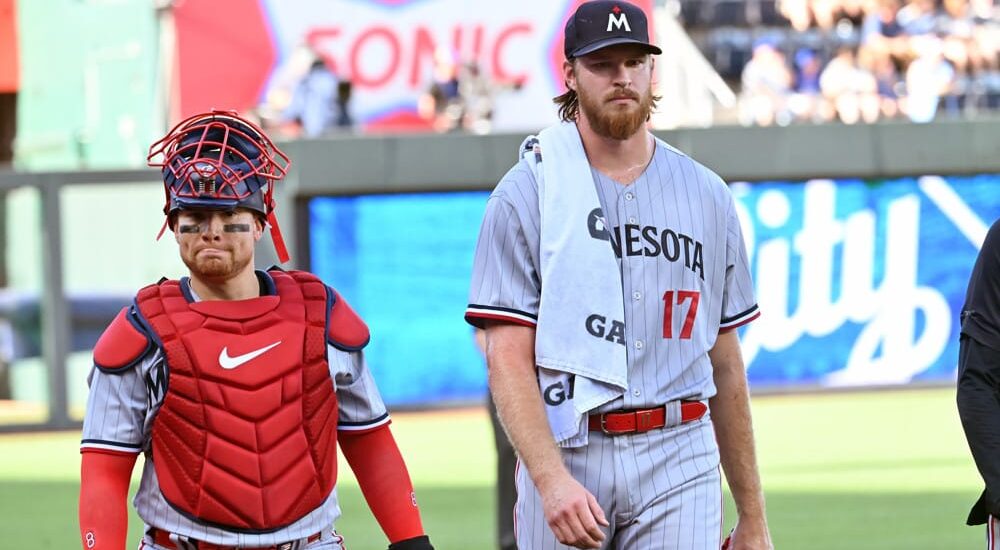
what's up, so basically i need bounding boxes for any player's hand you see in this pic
[723,517,773,550]
[539,473,609,549]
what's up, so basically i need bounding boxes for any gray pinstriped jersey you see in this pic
[80,281,388,547]
[469,135,758,549]
[467,137,759,410]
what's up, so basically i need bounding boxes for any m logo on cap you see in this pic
[607,6,631,32]
[563,0,662,59]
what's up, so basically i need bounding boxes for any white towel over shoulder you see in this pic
[523,122,628,447]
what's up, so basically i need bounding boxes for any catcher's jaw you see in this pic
[149,109,292,263]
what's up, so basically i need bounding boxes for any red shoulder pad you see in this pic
[93,307,153,372]
[328,290,370,351]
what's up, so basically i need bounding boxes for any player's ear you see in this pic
[563,59,576,92]
[254,216,265,242]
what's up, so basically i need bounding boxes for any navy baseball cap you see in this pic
[564,1,662,59]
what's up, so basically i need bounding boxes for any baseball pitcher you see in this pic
[465,2,772,549]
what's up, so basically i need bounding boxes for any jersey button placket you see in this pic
[626,189,637,228]
[620,190,642,410]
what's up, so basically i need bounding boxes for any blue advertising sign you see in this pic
[732,175,1000,388]
[309,174,1000,406]
[310,192,490,406]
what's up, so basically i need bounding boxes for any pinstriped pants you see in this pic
[515,416,724,550]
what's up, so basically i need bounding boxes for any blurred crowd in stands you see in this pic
[415,47,515,134]
[256,0,998,135]
[255,44,507,137]
[253,46,357,139]
[675,0,1000,125]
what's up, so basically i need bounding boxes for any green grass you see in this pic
[0,388,985,549]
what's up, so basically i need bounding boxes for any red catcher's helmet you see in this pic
[147,109,292,263]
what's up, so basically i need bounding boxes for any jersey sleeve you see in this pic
[80,350,160,455]
[330,346,390,433]
[961,218,1000,349]
[465,165,541,328]
[719,195,759,331]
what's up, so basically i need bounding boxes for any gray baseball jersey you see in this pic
[466,135,758,549]
[80,278,388,548]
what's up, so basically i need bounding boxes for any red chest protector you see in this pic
[129,270,361,532]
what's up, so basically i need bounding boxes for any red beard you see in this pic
[578,86,654,140]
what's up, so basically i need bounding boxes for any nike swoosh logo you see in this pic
[219,341,282,370]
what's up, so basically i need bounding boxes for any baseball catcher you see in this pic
[78,110,434,550]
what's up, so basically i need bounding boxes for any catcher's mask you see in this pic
[147,109,292,263]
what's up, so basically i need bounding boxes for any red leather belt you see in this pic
[588,400,707,435]
[148,528,322,549]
